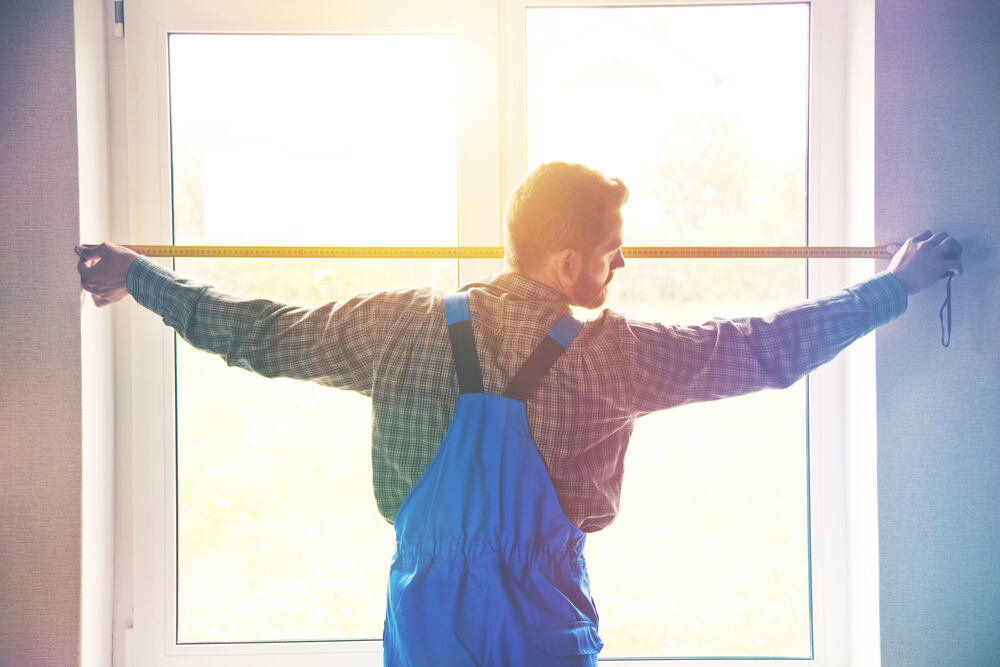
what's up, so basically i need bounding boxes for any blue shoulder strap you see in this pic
[444,293,584,399]
[503,314,584,401]
[444,292,484,394]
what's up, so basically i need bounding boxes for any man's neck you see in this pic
[504,265,568,300]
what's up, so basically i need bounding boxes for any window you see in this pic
[521,5,811,657]
[169,33,459,643]
[118,0,873,664]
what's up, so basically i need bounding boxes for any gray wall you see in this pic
[0,1,84,665]
[875,0,1000,664]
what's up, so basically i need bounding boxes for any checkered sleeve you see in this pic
[626,271,908,415]
[125,255,380,395]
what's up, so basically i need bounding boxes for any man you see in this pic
[78,162,962,665]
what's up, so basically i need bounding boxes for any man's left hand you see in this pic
[76,242,140,307]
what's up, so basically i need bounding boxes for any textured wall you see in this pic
[0,1,83,665]
[875,0,1000,664]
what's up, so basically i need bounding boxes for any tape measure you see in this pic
[103,244,899,259]
[86,241,955,344]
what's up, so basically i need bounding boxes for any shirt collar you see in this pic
[468,271,570,305]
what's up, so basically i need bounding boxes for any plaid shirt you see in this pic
[127,257,907,532]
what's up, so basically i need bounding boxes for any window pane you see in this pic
[169,33,457,246]
[168,33,459,643]
[527,4,811,658]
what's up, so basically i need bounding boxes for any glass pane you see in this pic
[527,4,811,658]
[168,33,459,643]
[169,33,457,246]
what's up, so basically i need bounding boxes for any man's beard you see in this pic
[571,273,613,309]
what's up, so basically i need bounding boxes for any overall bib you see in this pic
[383,292,603,666]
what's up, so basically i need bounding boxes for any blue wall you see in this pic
[875,1,1000,664]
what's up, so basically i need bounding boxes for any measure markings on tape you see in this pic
[93,245,899,259]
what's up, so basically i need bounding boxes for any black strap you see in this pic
[447,319,485,394]
[939,274,953,348]
[443,293,581,399]
[444,293,484,394]
[503,336,570,401]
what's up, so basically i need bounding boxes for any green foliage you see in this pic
[175,257,458,306]
[617,115,807,306]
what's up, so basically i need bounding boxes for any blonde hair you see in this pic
[504,161,628,273]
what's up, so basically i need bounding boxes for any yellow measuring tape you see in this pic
[110,244,898,259]
[92,242,956,344]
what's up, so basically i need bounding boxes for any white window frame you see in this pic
[111,0,879,665]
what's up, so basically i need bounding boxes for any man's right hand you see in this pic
[76,242,141,307]
[887,231,963,296]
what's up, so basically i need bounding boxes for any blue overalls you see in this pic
[383,292,603,666]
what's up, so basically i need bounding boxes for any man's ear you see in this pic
[555,247,582,289]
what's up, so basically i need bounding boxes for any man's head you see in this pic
[504,162,629,308]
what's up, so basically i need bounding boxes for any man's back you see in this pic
[367,271,636,533]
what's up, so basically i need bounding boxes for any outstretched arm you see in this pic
[626,230,962,414]
[76,242,381,392]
